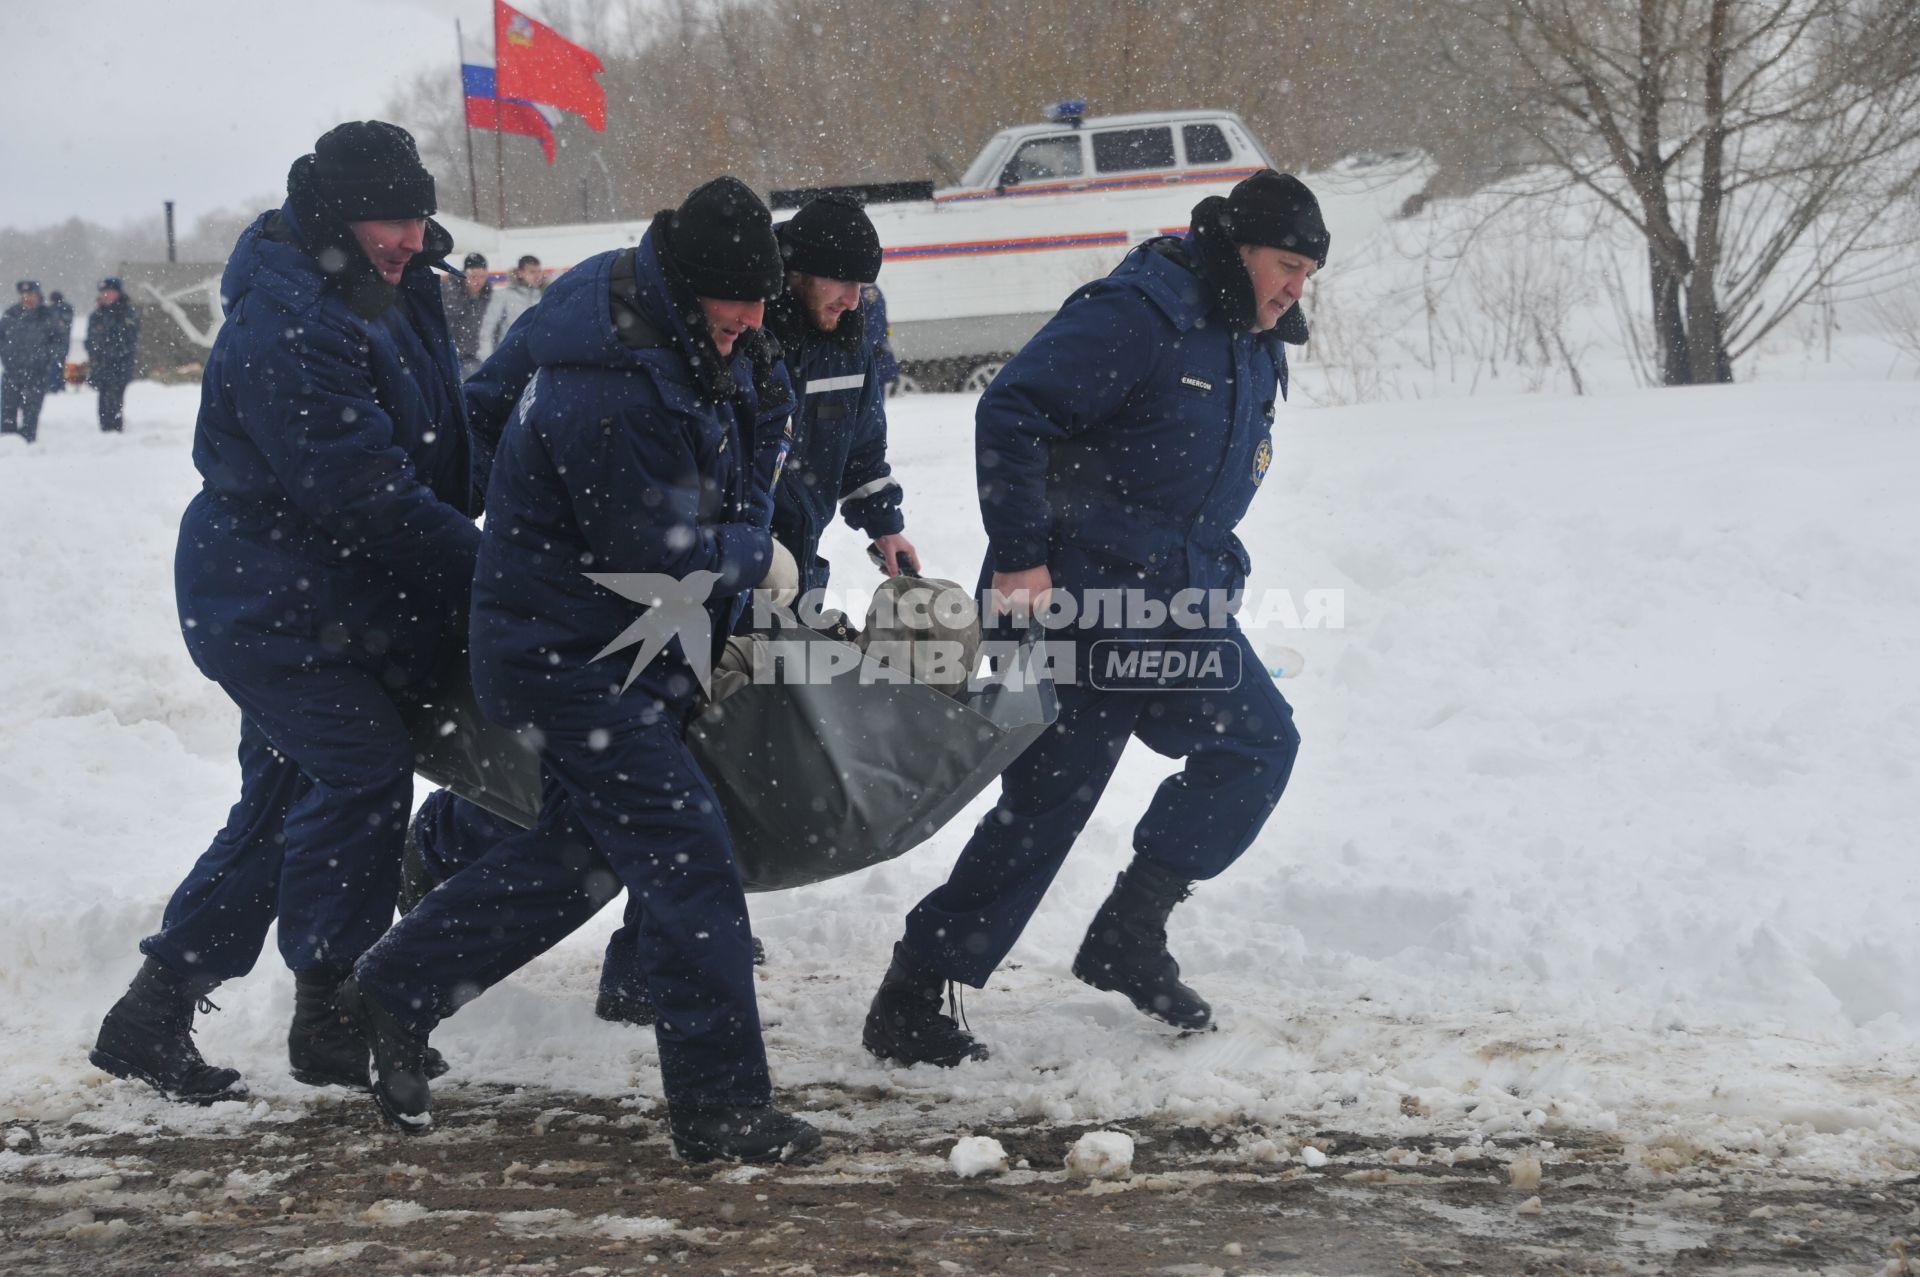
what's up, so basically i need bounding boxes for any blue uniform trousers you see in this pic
[412,791,632,991]
[1,375,47,443]
[905,624,1299,988]
[359,718,769,1110]
[142,626,427,983]
[413,785,665,1007]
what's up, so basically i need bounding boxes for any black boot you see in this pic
[1071,858,1213,1031]
[333,977,434,1134]
[289,971,370,1089]
[294,973,451,1088]
[669,1103,822,1164]
[90,958,248,1105]
[594,985,657,1027]
[862,941,989,1067]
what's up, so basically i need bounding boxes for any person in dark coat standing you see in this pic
[442,251,492,377]
[0,280,64,442]
[46,290,75,393]
[337,177,821,1164]
[84,278,140,432]
[861,170,1322,1067]
[89,121,481,1106]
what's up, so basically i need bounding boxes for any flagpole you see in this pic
[492,0,507,227]
[455,19,481,222]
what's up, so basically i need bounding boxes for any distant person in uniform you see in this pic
[0,280,63,443]
[443,251,492,377]
[864,283,901,389]
[46,290,75,393]
[477,252,542,359]
[85,278,141,433]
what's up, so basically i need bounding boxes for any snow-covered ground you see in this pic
[0,373,1916,1188]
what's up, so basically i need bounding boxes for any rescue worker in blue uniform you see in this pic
[861,170,1326,1066]
[335,178,823,1164]
[403,197,918,1030]
[768,195,915,593]
[591,193,917,1022]
[89,122,479,1104]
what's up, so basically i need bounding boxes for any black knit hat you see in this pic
[667,177,784,301]
[461,252,488,270]
[779,195,883,284]
[1217,170,1329,268]
[99,277,124,292]
[302,121,436,221]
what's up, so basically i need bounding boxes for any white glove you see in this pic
[756,539,800,608]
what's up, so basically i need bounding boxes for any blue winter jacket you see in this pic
[976,236,1288,629]
[765,290,903,595]
[465,278,793,523]
[176,204,478,654]
[469,234,786,734]
[0,303,65,382]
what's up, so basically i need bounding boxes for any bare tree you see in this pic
[1450,0,1920,384]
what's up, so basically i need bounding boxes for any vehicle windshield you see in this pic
[959,131,1020,189]
[1003,136,1085,184]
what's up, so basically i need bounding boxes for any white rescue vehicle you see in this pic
[439,105,1431,391]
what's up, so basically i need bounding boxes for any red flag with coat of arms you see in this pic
[494,0,606,132]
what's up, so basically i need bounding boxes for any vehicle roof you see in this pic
[957,109,1267,189]
[980,109,1248,145]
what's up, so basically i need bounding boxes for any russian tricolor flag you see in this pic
[463,64,560,166]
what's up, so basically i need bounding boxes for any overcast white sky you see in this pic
[2,0,484,230]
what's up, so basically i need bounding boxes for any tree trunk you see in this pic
[1684,0,1735,383]
[1683,292,1733,384]
[1634,0,1701,386]
[1649,250,1691,386]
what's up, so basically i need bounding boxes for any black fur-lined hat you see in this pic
[666,177,784,301]
[303,121,436,221]
[1217,170,1329,268]
[779,195,883,284]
